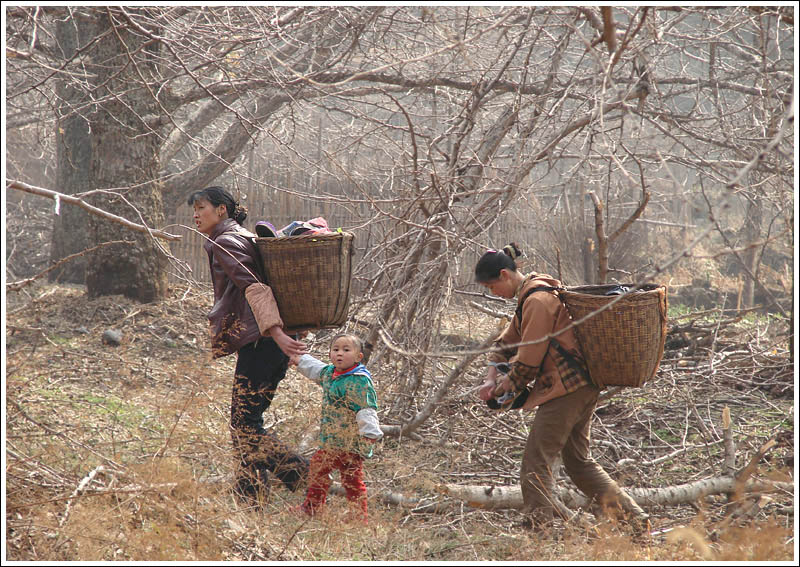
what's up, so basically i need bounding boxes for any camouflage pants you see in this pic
[232,339,309,492]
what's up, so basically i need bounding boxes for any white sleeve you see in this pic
[356,408,383,439]
[295,354,326,385]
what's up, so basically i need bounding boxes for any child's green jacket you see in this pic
[296,354,383,458]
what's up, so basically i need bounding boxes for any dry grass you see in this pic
[5,283,795,562]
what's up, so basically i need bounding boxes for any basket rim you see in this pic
[562,283,664,293]
[254,231,354,243]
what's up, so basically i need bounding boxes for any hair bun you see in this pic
[502,243,521,260]
[233,204,248,223]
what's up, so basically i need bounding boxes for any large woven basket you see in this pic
[559,284,668,389]
[254,232,355,332]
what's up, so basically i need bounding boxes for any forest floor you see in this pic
[4,281,796,562]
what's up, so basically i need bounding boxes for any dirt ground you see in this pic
[4,281,796,562]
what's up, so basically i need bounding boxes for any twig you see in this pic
[735,438,778,488]
[468,300,509,319]
[7,397,125,470]
[390,328,502,436]
[152,390,198,460]
[618,439,725,469]
[721,407,736,477]
[597,386,622,403]
[59,466,106,527]
[6,180,181,241]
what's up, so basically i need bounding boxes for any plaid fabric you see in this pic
[509,340,590,394]
[508,360,540,392]
[551,340,592,393]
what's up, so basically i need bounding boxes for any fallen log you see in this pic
[440,405,791,515]
[440,476,792,510]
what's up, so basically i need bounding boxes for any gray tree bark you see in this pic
[84,9,168,302]
[49,9,91,284]
[740,197,762,308]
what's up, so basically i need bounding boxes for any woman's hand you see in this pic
[478,379,497,401]
[268,326,308,358]
[478,365,499,401]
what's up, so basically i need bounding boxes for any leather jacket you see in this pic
[204,218,264,358]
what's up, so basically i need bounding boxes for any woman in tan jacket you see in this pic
[475,243,648,530]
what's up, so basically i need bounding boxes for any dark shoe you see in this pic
[275,456,310,492]
[233,467,270,509]
[590,500,650,535]
[627,511,651,536]
[608,490,651,535]
[232,477,258,507]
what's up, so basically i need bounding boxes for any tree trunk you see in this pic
[740,197,762,308]
[50,10,91,284]
[442,431,788,511]
[84,9,168,302]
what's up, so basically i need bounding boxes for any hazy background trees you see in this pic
[6,6,794,420]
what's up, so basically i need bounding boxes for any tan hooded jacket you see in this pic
[489,273,591,408]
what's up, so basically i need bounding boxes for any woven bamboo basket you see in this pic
[253,232,355,332]
[559,284,668,389]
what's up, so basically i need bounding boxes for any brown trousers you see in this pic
[520,384,644,521]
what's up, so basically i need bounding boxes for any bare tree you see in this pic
[49,10,92,284]
[6,7,793,422]
[7,6,386,298]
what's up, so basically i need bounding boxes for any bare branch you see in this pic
[6,240,132,292]
[6,180,181,241]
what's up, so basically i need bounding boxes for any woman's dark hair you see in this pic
[187,186,248,224]
[474,243,523,283]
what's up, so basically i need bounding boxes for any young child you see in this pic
[290,333,383,521]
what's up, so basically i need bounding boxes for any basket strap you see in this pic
[221,230,268,285]
[515,286,594,387]
[514,286,560,326]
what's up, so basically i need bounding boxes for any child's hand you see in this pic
[363,437,381,444]
[288,354,301,366]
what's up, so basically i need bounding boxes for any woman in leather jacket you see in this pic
[189,186,309,507]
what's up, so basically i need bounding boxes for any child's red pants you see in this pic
[302,448,367,519]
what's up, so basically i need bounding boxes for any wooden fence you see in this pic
[166,183,666,290]
[166,187,533,290]
[167,187,379,285]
